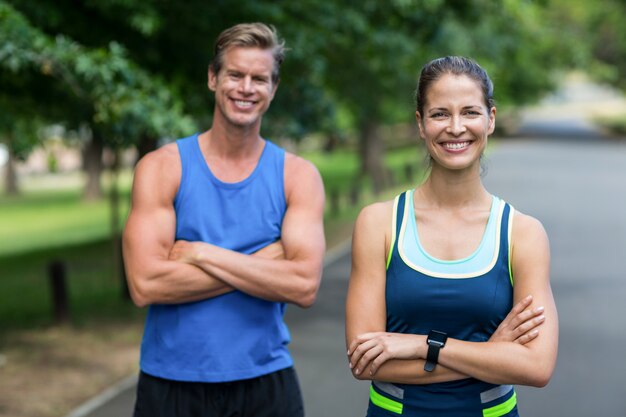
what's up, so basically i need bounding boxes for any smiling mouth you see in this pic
[442,141,471,150]
[232,99,255,108]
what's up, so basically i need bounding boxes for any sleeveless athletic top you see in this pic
[139,133,292,382]
[367,190,519,417]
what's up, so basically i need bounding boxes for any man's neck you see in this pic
[200,120,263,160]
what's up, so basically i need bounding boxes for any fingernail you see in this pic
[535,306,545,313]
[349,362,353,369]
[355,368,360,374]
[537,315,545,322]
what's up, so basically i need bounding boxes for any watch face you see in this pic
[428,330,447,344]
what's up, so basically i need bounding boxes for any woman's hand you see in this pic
[490,295,545,345]
[347,332,424,377]
[347,295,545,378]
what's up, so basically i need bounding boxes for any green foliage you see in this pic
[3,0,580,146]
[0,1,195,149]
[579,0,626,90]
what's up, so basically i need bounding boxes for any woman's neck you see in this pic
[417,165,491,210]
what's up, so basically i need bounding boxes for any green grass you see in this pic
[304,150,360,192]
[0,147,425,330]
[0,171,132,256]
[0,238,143,331]
[304,146,424,194]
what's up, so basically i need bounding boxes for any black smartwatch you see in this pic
[424,330,448,372]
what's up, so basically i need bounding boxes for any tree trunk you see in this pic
[358,119,389,195]
[4,139,20,196]
[82,134,104,201]
[323,131,340,153]
[108,148,130,299]
[136,134,158,164]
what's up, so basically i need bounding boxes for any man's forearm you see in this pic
[177,240,321,307]
[125,254,234,307]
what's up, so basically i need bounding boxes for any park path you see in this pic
[70,74,626,417]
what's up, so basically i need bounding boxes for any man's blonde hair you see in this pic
[210,23,286,84]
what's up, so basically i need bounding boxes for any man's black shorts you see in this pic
[133,367,304,417]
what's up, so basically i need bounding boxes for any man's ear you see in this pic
[269,79,280,101]
[208,67,217,92]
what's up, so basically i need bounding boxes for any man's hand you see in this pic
[169,240,286,265]
[169,240,202,264]
[253,240,285,260]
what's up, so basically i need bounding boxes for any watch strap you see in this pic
[424,330,447,372]
[424,342,441,372]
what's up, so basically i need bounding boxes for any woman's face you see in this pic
[416,73,496,172]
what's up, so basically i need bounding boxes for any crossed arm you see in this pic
[122,145,325,308]
[345,202,558,387]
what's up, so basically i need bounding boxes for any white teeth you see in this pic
[443,141,470,150]
[234,100,253,107]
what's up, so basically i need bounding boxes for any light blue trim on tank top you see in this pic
[399,189,504,278]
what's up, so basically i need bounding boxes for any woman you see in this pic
[345,56,558,416]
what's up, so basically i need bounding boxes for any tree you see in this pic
[1,1,198,293]
[270,0,573,192]
[3,0,578,198]
[1,1,195,198]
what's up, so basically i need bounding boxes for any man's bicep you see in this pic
[124,202,176,262]
[281,160,325,265]
[123,155,179,282]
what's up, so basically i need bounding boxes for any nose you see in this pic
[447,116,466,136]
[238,76,253,94]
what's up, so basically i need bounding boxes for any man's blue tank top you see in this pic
[139,133,291,382]
[367,190,519,417]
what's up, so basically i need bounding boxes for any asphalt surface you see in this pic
[71,82,626,416]
[482,138,626,416]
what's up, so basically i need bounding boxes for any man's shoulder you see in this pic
[133,143,182,196]
[283,151,320,178]
[138,142,180,170]
[282,151,324,206]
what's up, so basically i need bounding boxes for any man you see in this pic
[122,23,325,417]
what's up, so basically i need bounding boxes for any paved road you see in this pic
[482,138,626,416]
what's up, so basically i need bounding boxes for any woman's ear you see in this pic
[487,106,497,135]
[415,111,425,140]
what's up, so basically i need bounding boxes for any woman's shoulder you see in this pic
[355,199,396,231]
[512,209,547,235]
[511,209,550,255]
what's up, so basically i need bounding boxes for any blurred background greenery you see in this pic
[3,1,626,416]
[0,0,626,332]
[2,0,626,344]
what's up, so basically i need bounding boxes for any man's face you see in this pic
[209,47,278,130]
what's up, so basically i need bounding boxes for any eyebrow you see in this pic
[428,105,483,112]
